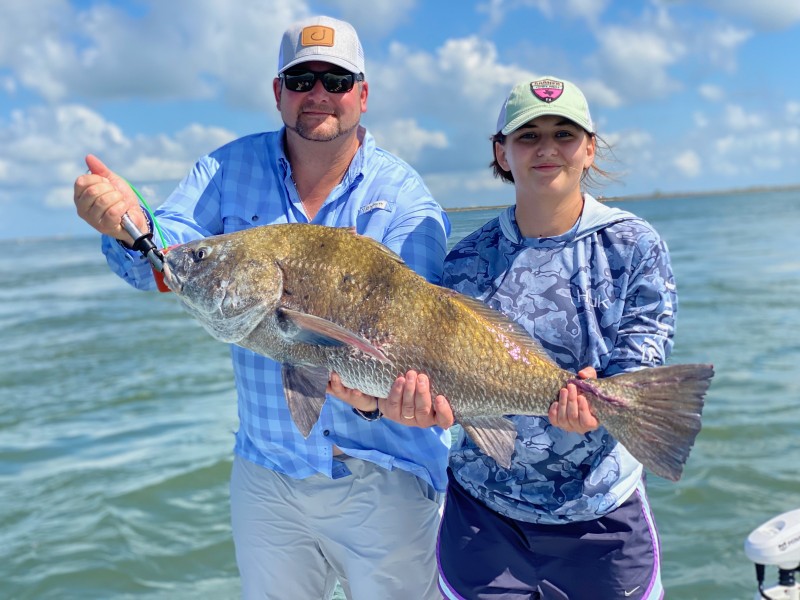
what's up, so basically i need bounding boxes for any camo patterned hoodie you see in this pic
[442,194,676,524]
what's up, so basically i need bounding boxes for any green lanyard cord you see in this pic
[123,178,167,248]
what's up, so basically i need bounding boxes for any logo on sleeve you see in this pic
[531,79,564,103]
[358,200,389,215]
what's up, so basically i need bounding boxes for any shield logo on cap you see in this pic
[531,79,564,103]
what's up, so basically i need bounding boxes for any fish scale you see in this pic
[162,223,713,481]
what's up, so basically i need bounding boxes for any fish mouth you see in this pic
[161,261,183,293]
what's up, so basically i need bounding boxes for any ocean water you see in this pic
[2,190,799,599]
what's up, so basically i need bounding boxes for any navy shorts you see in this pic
[437,469,663,600]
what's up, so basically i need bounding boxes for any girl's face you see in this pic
[495,115,595,201]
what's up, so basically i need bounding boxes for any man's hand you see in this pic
[328,371,455,429]
[328,373,381,413]
[548,366,600,434]
[73,154,148,245]
[383,371,454,429]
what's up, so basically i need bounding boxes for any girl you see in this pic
[434,76,672,600]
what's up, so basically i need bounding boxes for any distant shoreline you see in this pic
[443,183,800,213]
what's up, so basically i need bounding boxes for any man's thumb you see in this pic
[85,154,131,196]
[85,154,112,178]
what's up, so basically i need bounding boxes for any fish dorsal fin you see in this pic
[460,415,518,469]
[341,228,406,265]
[282,364,329,438]
[279,307,390,363]
[443,289,560,367]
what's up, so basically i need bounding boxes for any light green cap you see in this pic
[496,76,594,135]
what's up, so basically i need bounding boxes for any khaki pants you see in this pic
[230,454,443,600]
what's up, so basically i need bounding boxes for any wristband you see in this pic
[352,405,382,421]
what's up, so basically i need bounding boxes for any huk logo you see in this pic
[301,25,335,47]
[358,200,389,215]
[531,79,564,103]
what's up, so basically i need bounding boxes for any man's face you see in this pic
[274,60,368,142]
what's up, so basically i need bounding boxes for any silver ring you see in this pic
[403,414,415,420]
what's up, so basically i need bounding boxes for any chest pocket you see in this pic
[221,204,290,233]
[222,211,252,233]
[218,171,289,233]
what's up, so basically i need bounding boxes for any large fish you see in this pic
[162,223,713,481]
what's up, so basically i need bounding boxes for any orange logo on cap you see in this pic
[301,26,335,47]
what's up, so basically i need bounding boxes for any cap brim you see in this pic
[279,55,362,75]
[501,107,593,135]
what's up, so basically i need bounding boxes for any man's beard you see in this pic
[286,106,359,142]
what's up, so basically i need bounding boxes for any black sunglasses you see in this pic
[280,68,364,94]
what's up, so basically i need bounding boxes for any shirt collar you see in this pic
[499,204,582,247]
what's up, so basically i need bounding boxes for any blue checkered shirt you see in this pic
[100,127,452,492]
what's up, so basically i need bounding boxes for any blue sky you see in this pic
[1,0,799,240]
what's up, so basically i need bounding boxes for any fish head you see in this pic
[162,232,283,343]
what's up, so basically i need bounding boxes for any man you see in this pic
[74,16,451,600]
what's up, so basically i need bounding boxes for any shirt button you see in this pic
[323,430,330,436]
[251,215,259,222]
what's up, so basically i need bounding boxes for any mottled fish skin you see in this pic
[163,223,713,481]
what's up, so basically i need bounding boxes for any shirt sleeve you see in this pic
[381,177,450,284]
[604,237,677,376]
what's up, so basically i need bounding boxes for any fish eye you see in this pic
[193,247,211,262]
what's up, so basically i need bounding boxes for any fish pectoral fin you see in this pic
[280,308,390,363]
[282,364,329,438]
[460,416,518,469]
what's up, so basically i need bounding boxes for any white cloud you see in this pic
[709,122,800,179]
[699,84,725,102]
[578,79,623,109]
[589,26,685,101]
[367,36,530,173]
[477,0,547,30]
[124,124,237,181]
[693,112,709,128]
[604,129,654,150]
[0,0,307,108]
[477,0,609,29]
[580,6,755,104]
[315,0,416,38]
[696,0,800,30]
[751,155,783,170]
[673,150,702,177]
[563,0,610,22]
[0,77,15,94]
[425,169,513,208]
[723,104,765,130]
[0,105,127,176]
[44,185,74,208]
[370,119,448,163]
[697,24,752,72]
[599,129,654,181]
[0,104,236,208]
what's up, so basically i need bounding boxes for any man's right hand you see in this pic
[73,154,148,246]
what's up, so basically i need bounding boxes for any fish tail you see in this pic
[572,364,714,482]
